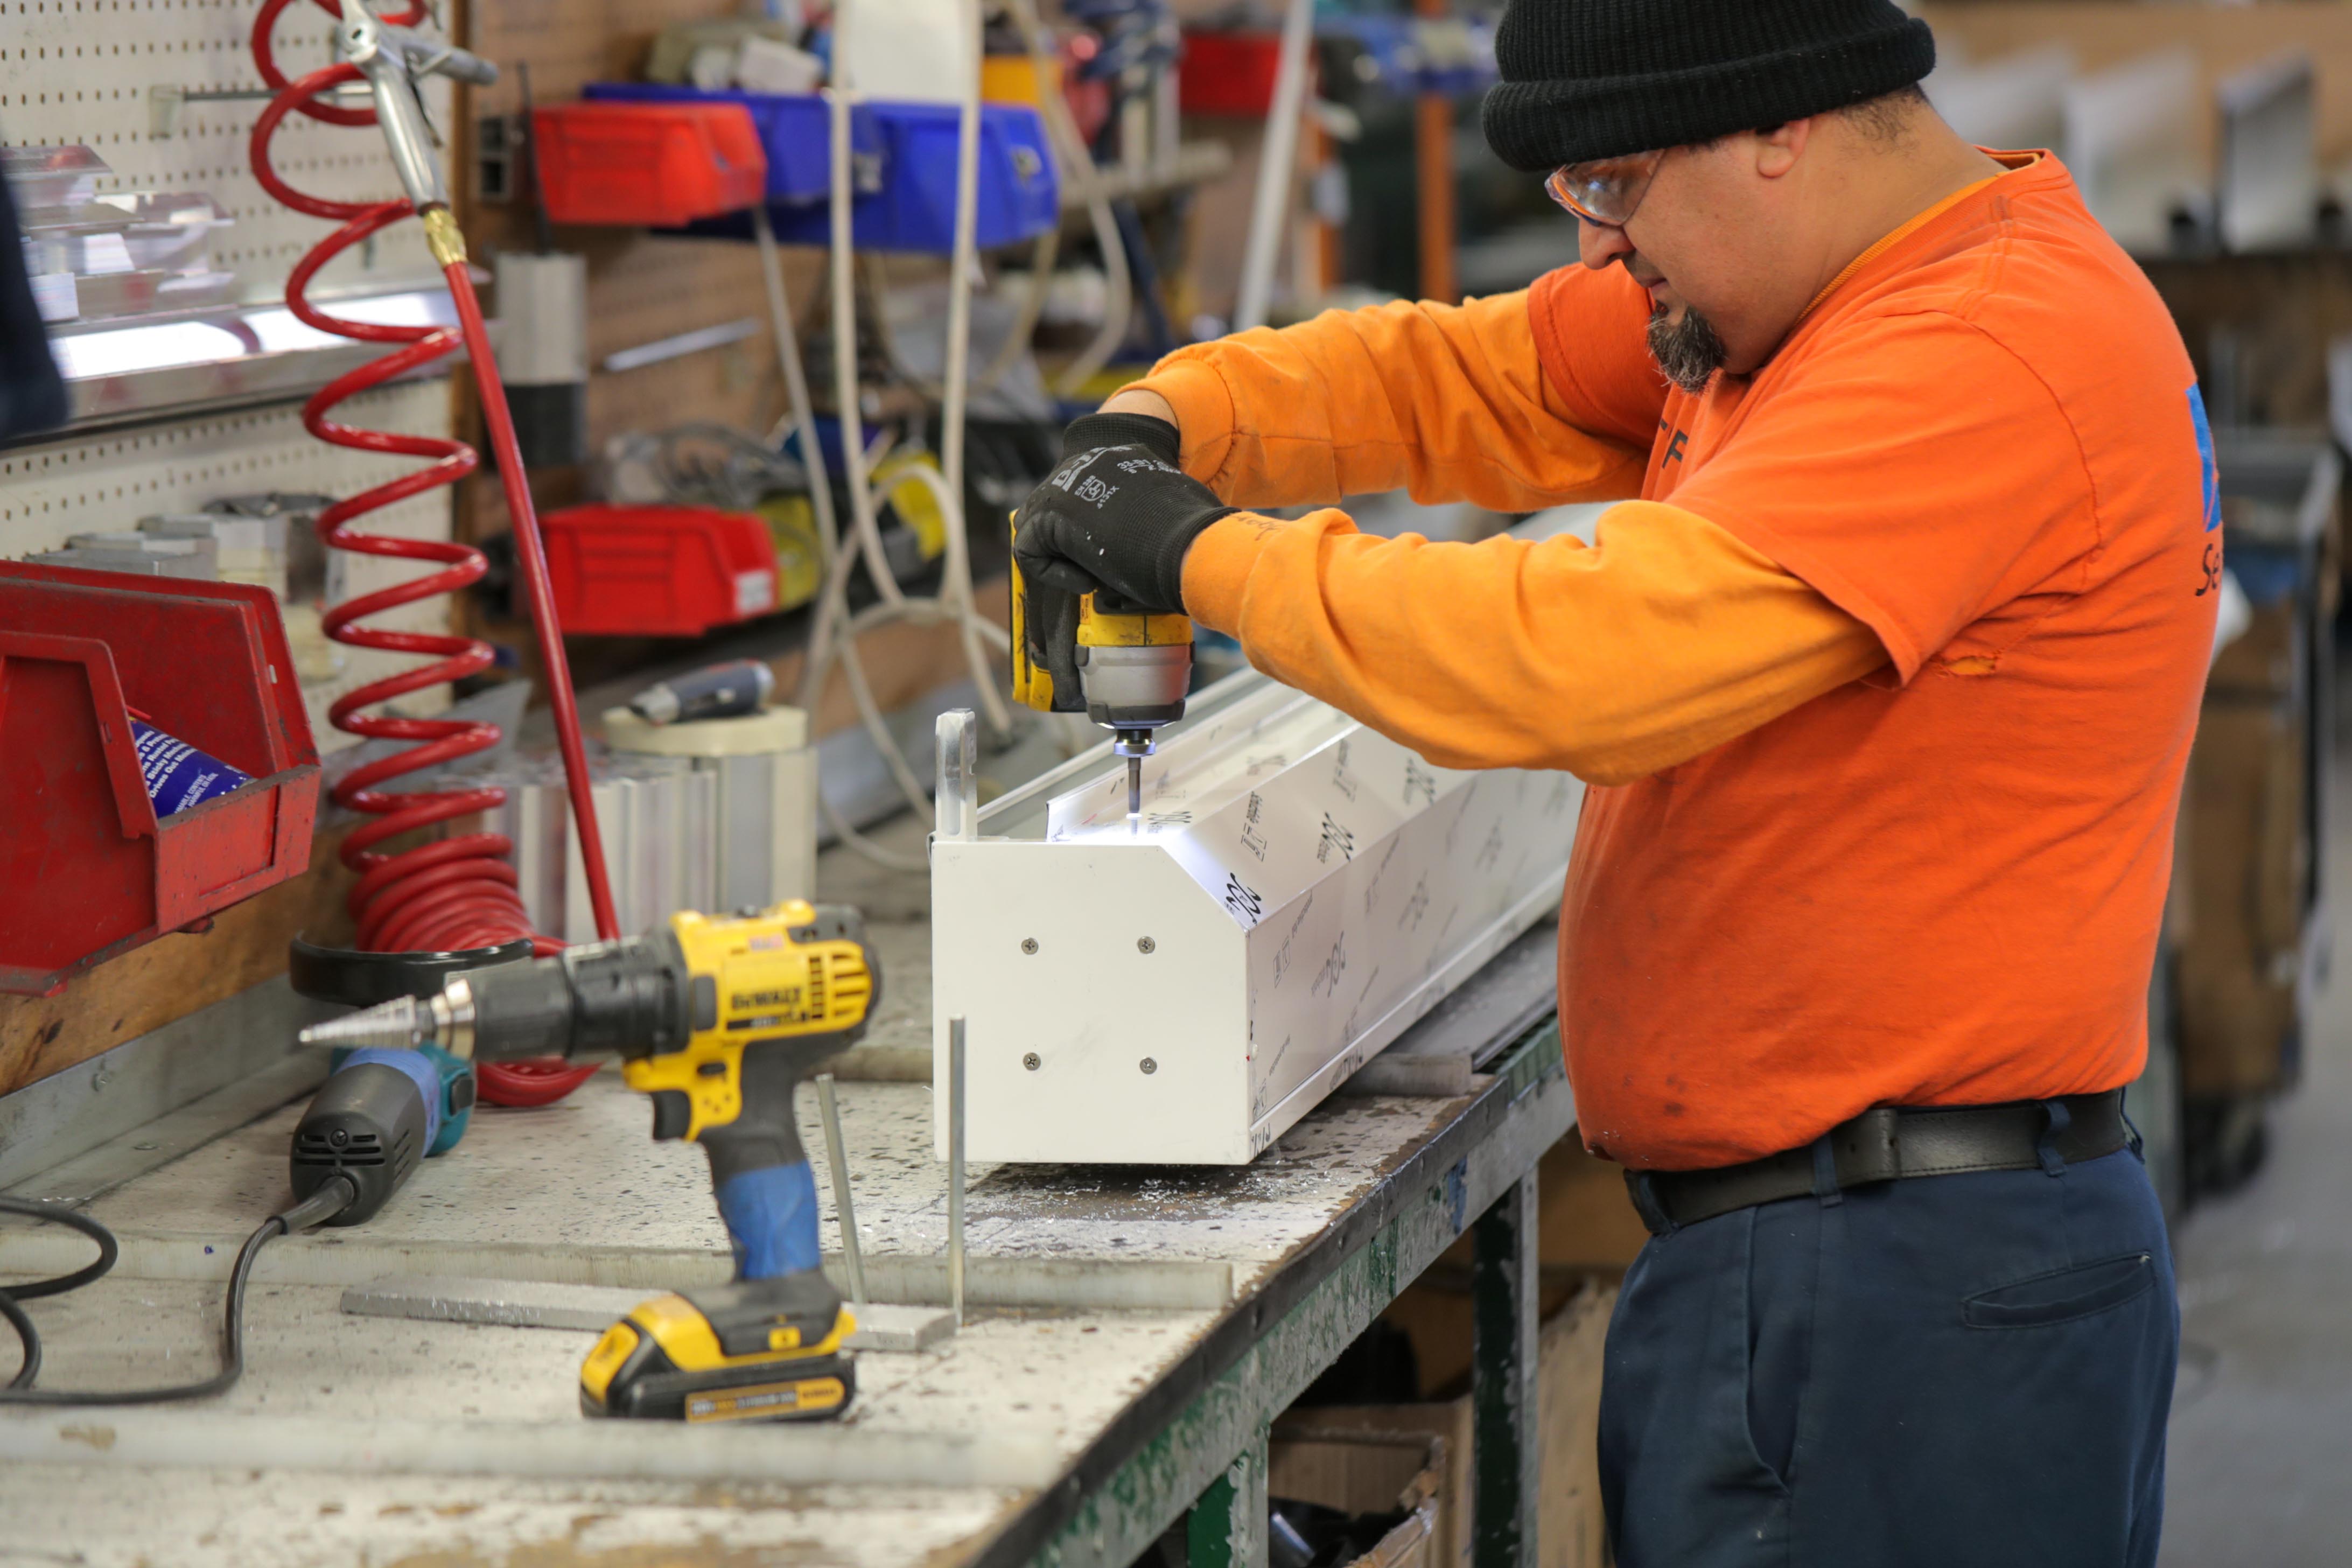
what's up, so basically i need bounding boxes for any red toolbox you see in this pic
[541,503,781,638]
[0,563,320,995]
[532,102,769,226]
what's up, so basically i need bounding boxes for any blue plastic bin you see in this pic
[815,100,1057,253]
[583,87,1055,254]
[582,84,883,205]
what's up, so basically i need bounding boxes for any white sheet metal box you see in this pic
[932,675,1581,1164]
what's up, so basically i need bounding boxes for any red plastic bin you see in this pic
[1180,32,1315,116]
[532,102,769,227]
[542,504,781,638]
[0,563,320,996]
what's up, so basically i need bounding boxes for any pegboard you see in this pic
[0,376,458,751]
[0,0,467,757]
[0,0,452,303]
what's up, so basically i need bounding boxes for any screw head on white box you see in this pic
[1137,936,1156,954]
[1023,1053,1041,1071]
[1140,1058,1157,1075]
[1020,938,1038,954]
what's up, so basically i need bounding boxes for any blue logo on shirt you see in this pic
[2187,383,2221,532]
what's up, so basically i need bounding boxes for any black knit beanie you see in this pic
[1481,0,1936,171]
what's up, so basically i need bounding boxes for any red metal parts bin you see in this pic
[0,562,321,995]
[541,503,780,638]
[531,102,769,227]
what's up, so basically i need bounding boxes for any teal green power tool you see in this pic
[282,937,527,1224]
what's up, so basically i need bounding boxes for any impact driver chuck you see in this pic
[1009,526,1192,825]
[300,899,878,1424]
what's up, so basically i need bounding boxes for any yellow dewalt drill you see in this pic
[1010,516,1194,823]
[301,900,876,1424]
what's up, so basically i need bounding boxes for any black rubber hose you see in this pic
[0,1178,354,1406]
[1,1291,38,1390]
[0,1196,117,1298]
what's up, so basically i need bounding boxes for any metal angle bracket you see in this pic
[148,82,376,139]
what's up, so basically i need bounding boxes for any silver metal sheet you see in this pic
[679,765,718,914]
[0,977,330,1192]
[47,283,470,433]
[340,1276,651,1333]
[719,750,779,909]
[339,1277,956,1353]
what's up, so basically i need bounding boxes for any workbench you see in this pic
[0,827,1579,1568]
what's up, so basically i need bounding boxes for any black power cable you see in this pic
[0,1178,355,1406]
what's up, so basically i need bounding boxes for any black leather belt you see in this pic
[1624,1090,2132,1236]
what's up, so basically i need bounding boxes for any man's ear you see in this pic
[1755,117,1812,179]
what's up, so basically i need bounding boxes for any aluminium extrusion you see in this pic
[930,680,1581,1164]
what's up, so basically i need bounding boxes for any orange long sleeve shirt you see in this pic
[1133,152,2216,1168]
[1145,288,1888,783]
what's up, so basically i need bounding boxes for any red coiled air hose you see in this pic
[251,0,615,1107]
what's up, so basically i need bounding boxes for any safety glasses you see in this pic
[1545,148,1667,228]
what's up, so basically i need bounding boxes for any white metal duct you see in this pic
[931,676,1581,1164]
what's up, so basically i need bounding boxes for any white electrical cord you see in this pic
[753,0,1014,873]
[935,17,1012,734]
[1234,0,1316,331]
[754,204,839,554]
[1006,0,1131,395]
[843,5,1131,412]
[755,202,936,845]
[860,236,1060,401]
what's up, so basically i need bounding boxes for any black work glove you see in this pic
[1011,411,1234,616]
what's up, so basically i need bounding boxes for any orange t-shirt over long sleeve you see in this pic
[1143,152,2218,1168]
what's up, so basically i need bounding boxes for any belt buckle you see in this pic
[1831,1107,1902,1186]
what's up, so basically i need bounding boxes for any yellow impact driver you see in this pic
[1010,514,1194,824]
[302,900,877,1424]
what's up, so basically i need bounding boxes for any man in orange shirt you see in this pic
[1015,2,2204,1562]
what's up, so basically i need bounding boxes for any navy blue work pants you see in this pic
[1600,1145,2178,1567]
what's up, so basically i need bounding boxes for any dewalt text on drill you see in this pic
[301,899,877,1424]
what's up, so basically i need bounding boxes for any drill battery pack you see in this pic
[580,1272,855,1424]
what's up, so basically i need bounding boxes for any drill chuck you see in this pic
[1074,642,1190,732]
[1078,643,1189,824]
[297,934,693,1065]
[1007,516,1194,802]
[298,912,872,1077]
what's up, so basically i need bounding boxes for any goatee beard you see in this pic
[1647,305,1728,394]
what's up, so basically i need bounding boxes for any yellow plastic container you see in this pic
[982,54,1059,107]
[871,450,949,564]
[757,493,825,611]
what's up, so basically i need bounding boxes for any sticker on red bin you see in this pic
[131,720,251,816]
[734,570,776,617]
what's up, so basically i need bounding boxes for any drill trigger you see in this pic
[649,1090,692,1141]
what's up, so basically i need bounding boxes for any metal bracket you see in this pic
[148,83,370,139]
[600,318,761,375]
[934,708,981,845]
[1185,1429,1270,1568]
[1472,1171,1541,1568]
